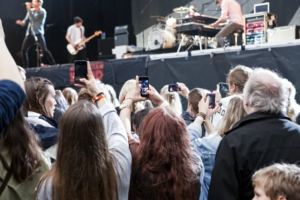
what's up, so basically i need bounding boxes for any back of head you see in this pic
[119,79,145,113]
[228,65,253,94]
[0,110,42,183]
[282,78,300,122]
[243,68,289,114]
[160,85,182,115]
[217,95,246,136]
[38,101,118,200]
[77,88,93,103]
[132,107,196,200]
[252,163,300,200]
[188,88,209,115]
[23,77,54,117]
[62,87,78,106]
[131,108,153,135]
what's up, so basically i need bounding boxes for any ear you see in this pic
[277,196,286,200]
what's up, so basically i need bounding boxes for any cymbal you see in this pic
[173,7,189,13]
[150,16,166,24]
[150,16,165,19]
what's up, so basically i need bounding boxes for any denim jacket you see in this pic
[188,123,222,200]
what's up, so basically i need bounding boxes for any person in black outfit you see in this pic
[208,68,300,200]
[16,0,56,68]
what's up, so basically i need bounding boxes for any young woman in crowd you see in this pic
[212,65,252,129]
[189,95,246,200]
[0,111,50,199]
[160,85,182,115]
[36,62,131,200]
[120,77,202,200]
[53,90,69,127]
[23,77,59,162]
[62,87,78,106]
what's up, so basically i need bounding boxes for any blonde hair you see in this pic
[217,95,247,137]
[62,87,78,106]
[282,78,300,122]
[252,163,300,200]
[160,85,182,115]
[119,79,145,113]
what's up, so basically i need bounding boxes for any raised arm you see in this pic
[0,19,26,132]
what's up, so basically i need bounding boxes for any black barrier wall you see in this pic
[148,45,300,109]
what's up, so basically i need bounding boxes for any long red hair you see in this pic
[129,107,198,200]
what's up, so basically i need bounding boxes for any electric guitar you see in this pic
[67,30,102,55]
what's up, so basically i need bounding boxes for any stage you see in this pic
[26,40,300,109]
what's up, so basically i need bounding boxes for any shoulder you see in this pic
[40,8,46,14]
[68,25,75,30]
[36,176,53,200]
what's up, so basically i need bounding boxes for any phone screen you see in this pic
[139,77,149,97]
[168,84,181,92]
[207,93,216,109]
[219,82,229,92]
[74,60,88,84]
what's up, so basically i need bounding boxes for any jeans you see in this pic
[216,22,244,47]
[21,34,56,68]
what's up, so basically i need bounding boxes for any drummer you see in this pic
[185,5,200,18]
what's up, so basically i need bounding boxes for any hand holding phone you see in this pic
[168,84,181,92]
[74,60,88,85]
[207,93,216,109]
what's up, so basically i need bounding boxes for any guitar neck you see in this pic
[78,34,97,46]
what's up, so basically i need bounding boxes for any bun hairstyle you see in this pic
[188,88,210,116]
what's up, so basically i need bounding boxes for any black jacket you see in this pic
[208,111,300,200]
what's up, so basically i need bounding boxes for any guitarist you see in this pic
[66,16,86,63]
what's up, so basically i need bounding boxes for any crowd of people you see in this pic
[1,18,300,200]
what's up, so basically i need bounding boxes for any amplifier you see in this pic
[267,26,300,43]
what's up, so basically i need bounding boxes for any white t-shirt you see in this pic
[212,95,238,130]
[67,24,85,45]
[220,0,244,26]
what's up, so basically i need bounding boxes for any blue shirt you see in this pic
[187,123,222,200]
[22,8,46,36]
[0,80,26,133]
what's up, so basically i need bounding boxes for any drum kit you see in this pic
[147,6,202,50]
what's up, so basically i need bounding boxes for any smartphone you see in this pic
[74,60,88,84]
[207,93,216,109]
[139,76,149,97]
[218,82,229,93]
[168,84,181,92]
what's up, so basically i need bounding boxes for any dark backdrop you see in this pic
[0,0,132,67]
[132,0,300,34]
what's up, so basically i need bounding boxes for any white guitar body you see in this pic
[67,39,84,55]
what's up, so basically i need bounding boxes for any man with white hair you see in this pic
[208,68,300,200]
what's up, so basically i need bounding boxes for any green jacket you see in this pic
[0,147,51,200]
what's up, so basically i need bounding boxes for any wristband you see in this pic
[198,112,206,117]
[93,93,105,103]
[196,116,205,124]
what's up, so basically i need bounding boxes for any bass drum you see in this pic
[148,28,176,50]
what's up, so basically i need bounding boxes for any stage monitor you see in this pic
[254,2,270,13]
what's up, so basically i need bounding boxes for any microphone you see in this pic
[193,8,199,12]
[46,24,54,27]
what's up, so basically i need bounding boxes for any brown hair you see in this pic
[36,101,119,200]
[77,88,93,103]
[62,87,78,105]
[23,77,54,118]
[227,65,253,94]
[0,110,42,183]
[188,88,209,116]
[252,163,300,200]
[129,107,199,200]
[217,95,247,137]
